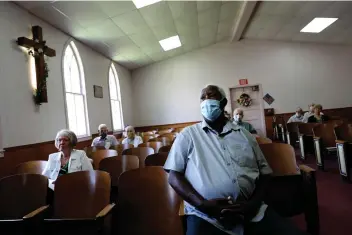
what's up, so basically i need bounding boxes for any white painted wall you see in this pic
[0,2,133,147]
[132,39,352,126]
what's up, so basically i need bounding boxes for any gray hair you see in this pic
[233,108,243,115]
[55,129,77,149]
[125,125,135,133]
[200,85,226,100]
[98,124,108,131]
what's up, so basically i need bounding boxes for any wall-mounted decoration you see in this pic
[237,93,252,107]
[263,93,274,105]
[264,108,275,116]
[93,85,103,98]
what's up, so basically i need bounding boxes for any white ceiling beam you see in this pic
[230,1,258,42]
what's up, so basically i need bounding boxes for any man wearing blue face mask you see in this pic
[164,85,307,235]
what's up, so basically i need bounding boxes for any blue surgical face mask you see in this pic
[201,99,222,121]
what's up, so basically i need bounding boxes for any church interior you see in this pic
[1,1,352,234]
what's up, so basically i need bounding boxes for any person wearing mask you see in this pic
[232,108,257,134]
[122,126,143,147]
[164,85,307,235]
[91,124,119,149]
[287,107,304,123]
[308,104,329,123]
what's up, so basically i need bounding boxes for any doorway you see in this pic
[229,84,266,137]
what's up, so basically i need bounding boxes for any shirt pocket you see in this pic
[231,143,257,168]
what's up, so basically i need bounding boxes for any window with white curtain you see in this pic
[109,63,124,131]
[63,41,90,137]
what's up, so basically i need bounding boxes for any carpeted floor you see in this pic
[292,150,352,235]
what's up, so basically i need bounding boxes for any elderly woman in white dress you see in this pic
[42,129,93,189]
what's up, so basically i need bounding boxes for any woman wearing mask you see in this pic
[122,126,143,147]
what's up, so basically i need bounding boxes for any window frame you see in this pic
[108,63,124,132]
[61,40,90,139]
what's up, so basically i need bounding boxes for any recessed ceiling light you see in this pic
[159,35,182,51]
[300,17,338,33]
[132,0,162,9]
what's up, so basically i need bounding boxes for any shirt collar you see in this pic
[201,119,241,134]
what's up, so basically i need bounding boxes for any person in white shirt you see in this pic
[287,107,304,123]
[42,129,93,189]
[91,124,119,149]
[122,126,143,147]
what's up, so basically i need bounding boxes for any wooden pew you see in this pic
[122,147,154,168]
[334,123,352,181]
[43,171,114,235]
[260,143,319,235]
[0,174,49,234]
[313,123,338,170]
[298,123,319,160]
[286,122,300,147]
[117,167,183,235]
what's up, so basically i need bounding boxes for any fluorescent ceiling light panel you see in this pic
[300,17,338,33]
[132,0,162,9]
[159,35,182,51]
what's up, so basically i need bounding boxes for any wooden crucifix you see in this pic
[17,26,56,104]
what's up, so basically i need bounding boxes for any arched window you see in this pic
[63,41,89,137]
[109,63,124,131]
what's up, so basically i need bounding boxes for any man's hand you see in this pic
[221,198,261,222]
[198,198,233,219]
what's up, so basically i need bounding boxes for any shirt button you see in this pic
[227,163,231,166]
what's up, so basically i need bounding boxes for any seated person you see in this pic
[287,107,304,123]
[303,103,324,123]
[164,85,307,235]
[308,104,328,123]
[91,124,119,149]
[232,108,257,134]
[42,129,93,189]
[122,126,143,147]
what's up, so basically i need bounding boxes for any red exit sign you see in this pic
[239,79,248,85]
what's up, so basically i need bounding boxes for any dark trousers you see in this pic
[186,207,309,235]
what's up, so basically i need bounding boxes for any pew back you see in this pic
[99,155,139,187]
[53,170,110,218]
[14,160,48,174]
[0,174,48,219]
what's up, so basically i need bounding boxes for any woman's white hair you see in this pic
[55,129,77,149]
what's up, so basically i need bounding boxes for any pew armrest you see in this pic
[336,140,346,144]
[313,136,321,141]
[179,200,185,216]
[23,205,50,219]
[299,165,315,175]
[96,203,115,219]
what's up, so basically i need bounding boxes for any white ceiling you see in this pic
[15,1,352,70]
[243,1,352,45]
[15,1,240,70]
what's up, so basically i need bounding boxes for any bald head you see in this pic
[233,108,244,122]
